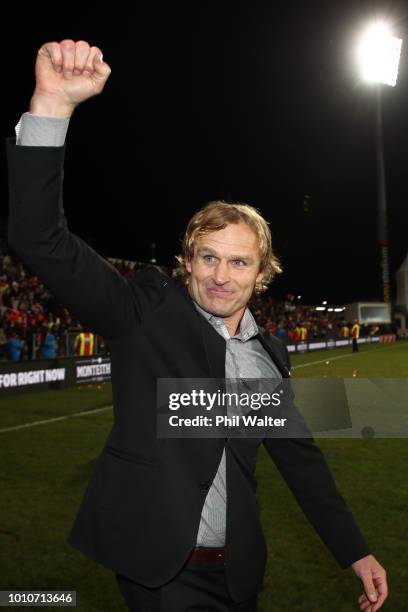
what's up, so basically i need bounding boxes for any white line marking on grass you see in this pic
[292,343,399,369]
[0,405,113,434]
[1,343,405,433]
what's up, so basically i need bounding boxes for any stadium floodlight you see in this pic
[357,22,402,86]
[355,21,403,303]
[315,307,326,311]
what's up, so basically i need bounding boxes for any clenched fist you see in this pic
[29,40,111,118]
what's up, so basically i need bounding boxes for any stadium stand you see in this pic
[0,249,396,362]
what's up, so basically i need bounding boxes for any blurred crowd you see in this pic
[0,253,81,361]
[0,252,394,363]
[248,293,387,343]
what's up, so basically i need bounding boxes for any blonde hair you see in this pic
[174,200,282,294]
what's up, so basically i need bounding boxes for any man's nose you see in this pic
[213,260,230,284]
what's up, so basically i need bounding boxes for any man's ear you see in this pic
[255,268,264,284]
[185,257,192,273]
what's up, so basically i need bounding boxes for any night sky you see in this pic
[1,1,408,305]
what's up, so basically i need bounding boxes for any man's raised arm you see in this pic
[6,40,138,340]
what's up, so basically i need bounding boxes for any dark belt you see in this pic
[188,546,225,562]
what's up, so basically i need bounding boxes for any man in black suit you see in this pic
[6,39,388,612]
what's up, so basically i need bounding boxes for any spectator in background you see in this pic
[41,325,57,359]
[340,323,350,338]
[299,323,307,341]
[7,331,23,361]
[75,328,95,356]
[274,321,288,342]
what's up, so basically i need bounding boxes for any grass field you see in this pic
[0,341,407,611]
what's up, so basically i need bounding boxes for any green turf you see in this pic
[0,341,407,611]
[290,340,408,378]
[0,383,112,430]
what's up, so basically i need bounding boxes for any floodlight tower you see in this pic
[356,22,402,303]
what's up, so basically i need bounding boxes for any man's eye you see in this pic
[203,255,215,262]
[232,260,246,266]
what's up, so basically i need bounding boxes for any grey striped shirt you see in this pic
[192,299,282,546]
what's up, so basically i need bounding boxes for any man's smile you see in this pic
[206,287,234,298]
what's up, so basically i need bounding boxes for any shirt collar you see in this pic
[192,298,259,342]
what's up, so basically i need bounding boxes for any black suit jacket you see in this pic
[5,137,370,603]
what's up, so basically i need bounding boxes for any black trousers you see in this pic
[116,557,258,612]
[352,338,359,353]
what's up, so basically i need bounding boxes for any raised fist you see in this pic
[30,40,112,118]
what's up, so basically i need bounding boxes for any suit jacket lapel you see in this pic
[179,285,226,379]
[255,331,291,379]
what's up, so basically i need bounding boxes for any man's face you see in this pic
[185,221,264,319]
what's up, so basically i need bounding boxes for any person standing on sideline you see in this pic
[351,319,360,353]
